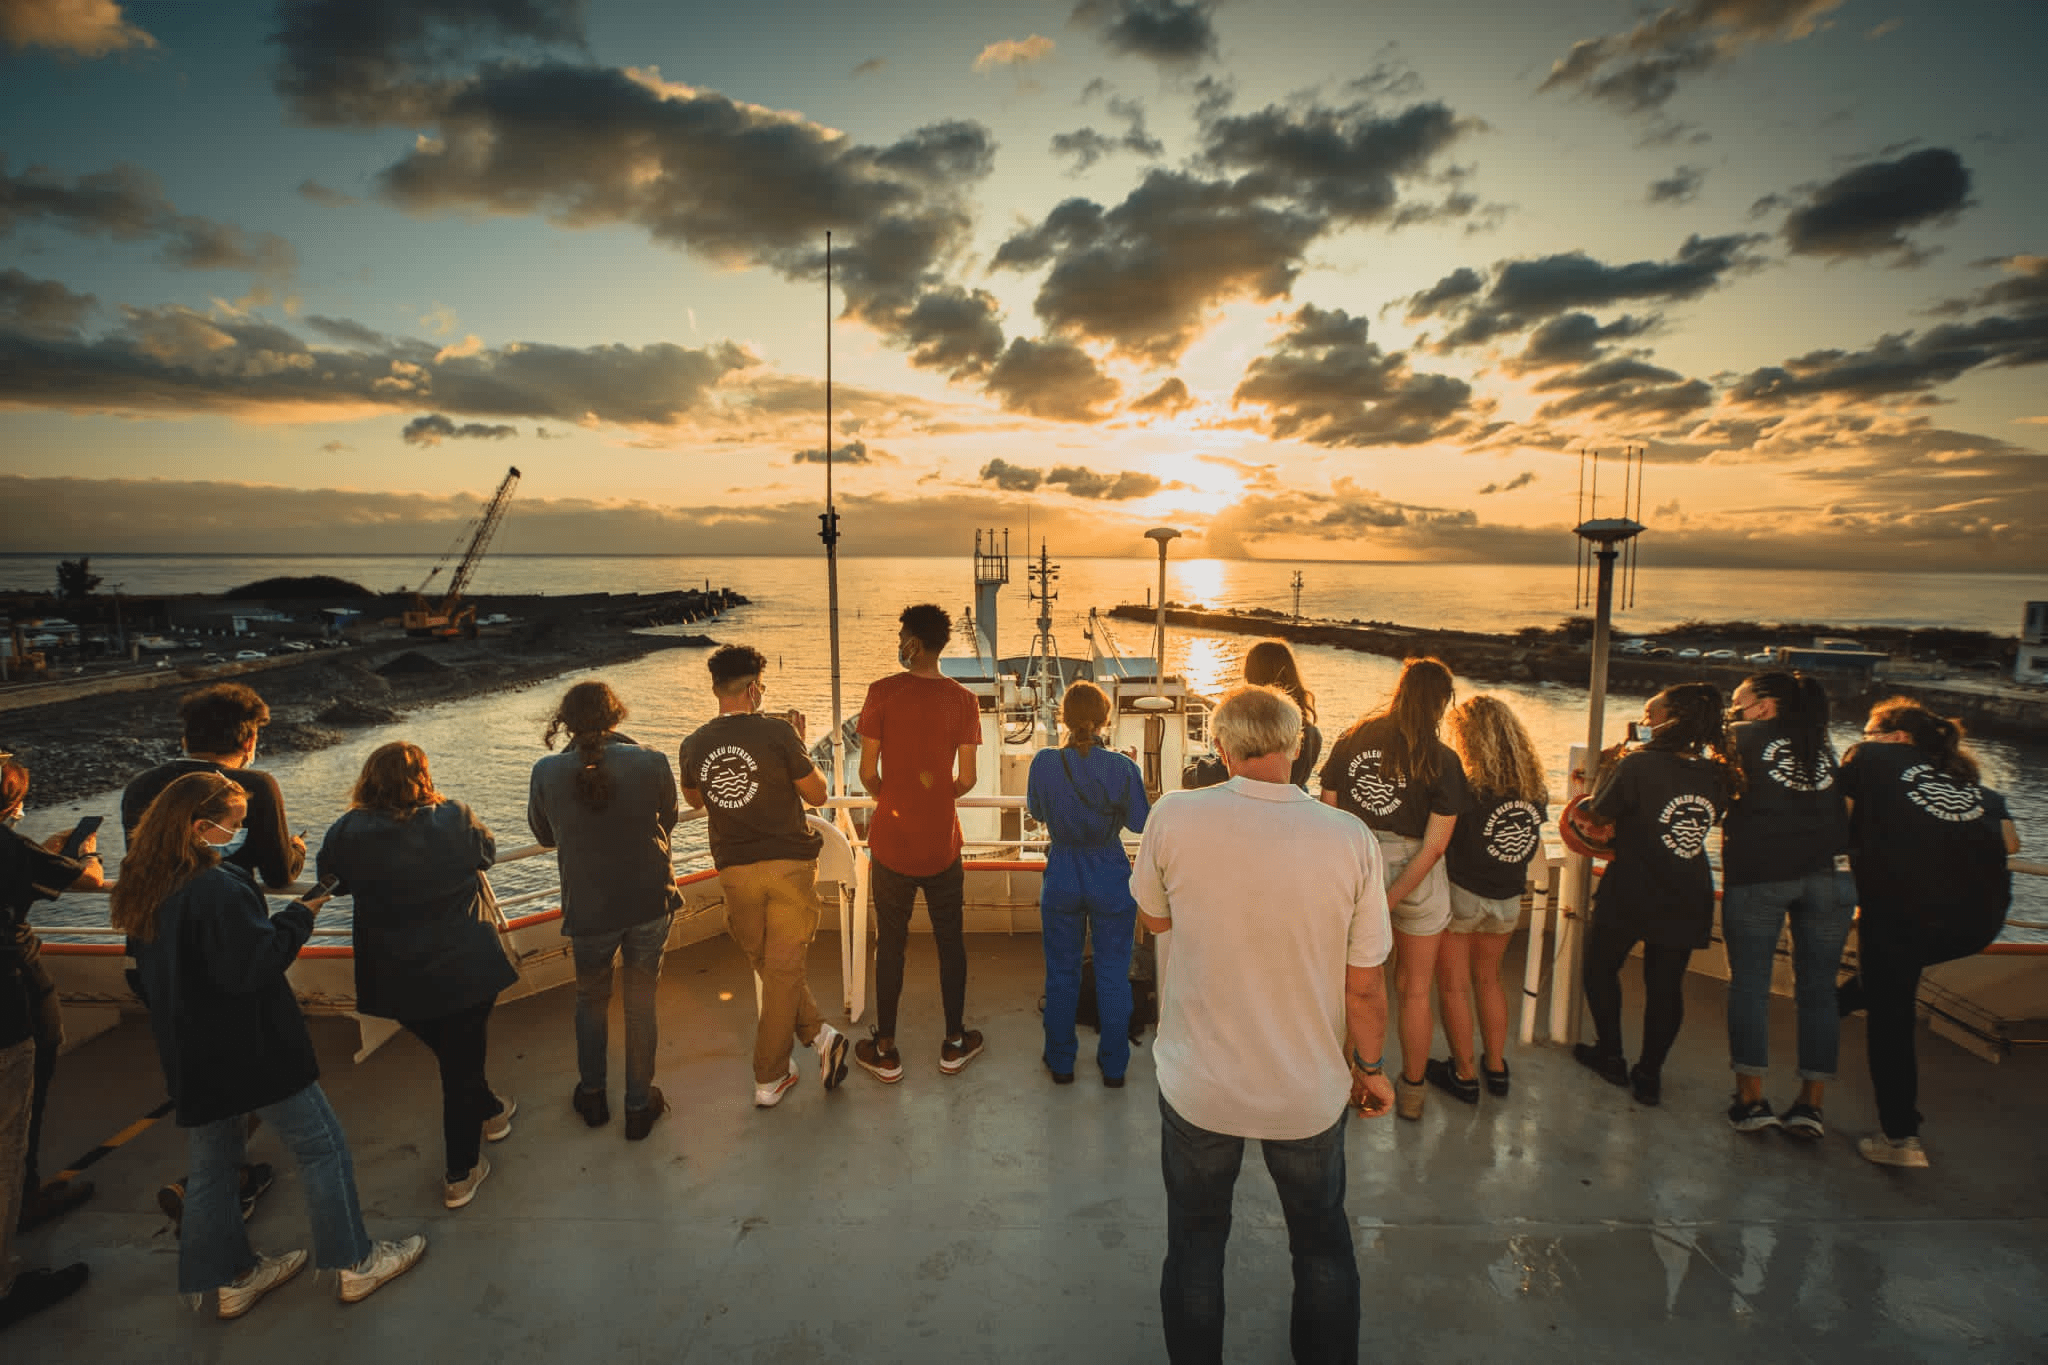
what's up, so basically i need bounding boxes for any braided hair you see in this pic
[1646,681,1744,800]
[1743,670,1832,777]
[545,680,628,811]
[1864,697,1980,783]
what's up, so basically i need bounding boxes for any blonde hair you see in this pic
[1211,685,1301,763]
[1447,695,1548,806]
[110,772,246,942]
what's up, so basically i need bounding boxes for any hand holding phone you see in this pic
[58,815,103,861]
[304,871,342,906]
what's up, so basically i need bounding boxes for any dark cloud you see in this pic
[0,300,754,427]
[1503,312,1657,373]
[1531,357,1715,423]
[297,179,357,207]
[983,337,1121,422]
[0,269,95,339]
[1778,147,1971,263]
[1129,376,1193,415]
[1477,471,1536,494]
[1203,478,1479,556]
[1069,0,1217,66]
[1197,99,1472,224]
[1050,97,1164,172]
[1540,0,1843,114]
[1401,266,1484,320]
[401,413,519,445]
[1647,165,1706,204]
[979,458,1044,492]
[852,57,885,77]
[1048,466,1162,499]
[304,314,392,349]
[374,65,1001,380]
[318,440,353,453]
[270,0,587,127]
[0,158,295,275]
[791,440,874,465]
[1413,234,1765,350]
[1232,305,1475,448]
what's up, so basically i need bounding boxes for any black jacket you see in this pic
[131,862,317,1127]
[318,801,515,1021]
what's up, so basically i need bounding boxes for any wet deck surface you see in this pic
[13,933,2048,1363]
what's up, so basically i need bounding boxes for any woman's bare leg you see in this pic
[1434,933,1476,1079]
[1394,928,1444,1084]
[1469,931,1513,1072]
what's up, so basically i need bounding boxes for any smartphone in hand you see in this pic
[307,871,342,901]
[59,815,103,861]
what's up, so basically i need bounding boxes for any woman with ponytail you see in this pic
[527,681,683,1140]
[114,773,423,1318]
[1721,672,1851,1139]
[1573,682,1738,1107]
[1027,680,1150,1086]
[1320,657,1472,1119]
[1838,699,2019,1168]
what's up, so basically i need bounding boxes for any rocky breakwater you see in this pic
[3,588,740,806]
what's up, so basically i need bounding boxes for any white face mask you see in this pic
[206,820,248,855]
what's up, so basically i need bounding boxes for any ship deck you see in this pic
[12,930,2047,1363]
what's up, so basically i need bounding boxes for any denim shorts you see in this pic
[1447,884,1520,935]
[1374,830,1452,936]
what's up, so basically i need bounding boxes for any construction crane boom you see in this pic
[404,466,519,639]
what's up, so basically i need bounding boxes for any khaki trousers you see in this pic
[719,859,827,1084]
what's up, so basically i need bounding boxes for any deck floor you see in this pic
[12,932,2047,1363]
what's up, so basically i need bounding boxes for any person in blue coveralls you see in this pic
[1028,681,1151,1087]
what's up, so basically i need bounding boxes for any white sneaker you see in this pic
[814,1022,850,1092]
[443,1158,490,1210]
[482,1094,517,1143]
[338,1235,427,1304]
[217,1249,306,1320]
[1858,1134,1930,1168]
[755,1060,800,1108]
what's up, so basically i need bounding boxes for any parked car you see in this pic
[1745,650,1776,665]
[202,653,226,665]
[1677,648,1702,660]
[1704,649,1737,660]
[1648,647,1675,658]
[1616,639,1650,655]
[233,649,266,662]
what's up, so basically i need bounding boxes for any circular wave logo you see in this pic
[1482,801,1543,864]
[1658,794,1717,859]
[1901,763,1984,823]
[1346,748,1405,817]
[1761,737,1834,793]
[701,745,761,810]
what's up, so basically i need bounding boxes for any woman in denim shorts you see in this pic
[1428,696,1549,1103]
[1319,657,1472,1118]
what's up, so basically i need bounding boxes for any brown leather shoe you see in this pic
[572,1085,610,1128]
[1395,1073,1427,1121]
[623,1086,668,1141]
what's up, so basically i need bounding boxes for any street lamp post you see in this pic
[1144,528,1180,699]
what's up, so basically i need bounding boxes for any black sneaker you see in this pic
[572,1084,611,1128]
[1781,1102,1826,1140]
[1425,1057,1481,1104]
[1572,1043,1630,1087]
[1728,1097,1782,1133]
[0,1262,89,1330]
[1629,1064,1662,1107]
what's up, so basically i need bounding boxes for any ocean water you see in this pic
[12,553,2043,940]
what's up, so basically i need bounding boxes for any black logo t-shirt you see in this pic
[1721,716,1848,886]
[1445,791,1547,900]
[1587,747,1729,948]
[679,714,824,870]
[1838,740,2011,935]
[1318,715,1471,839]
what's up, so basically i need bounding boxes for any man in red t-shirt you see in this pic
[852,604,984,1082]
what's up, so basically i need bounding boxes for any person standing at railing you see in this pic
[1028,680,1151,1088]
[1721,672,1851,1141]
[1430,696,1548,1105]
[1573,683,1740,1108]
[1837,699,2020,1170]
[112,772,425,1320]
[528,681,683,1141]
[853,604,984,1084]
[1242,641,1323,790]
[1133,685,1392,1365]
[317,743,515,1210]
[121,683,306,891]
[679,645,849,1108]
[1319,656,1471,1120]
[0,748,101,1331]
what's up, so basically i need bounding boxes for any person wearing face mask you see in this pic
[1573,683,1742,1107]
[121,683,305,891]
[121,683,296,1228]
[113,773,426,1319]
[0,749,102,1331]
[852,604,985,1083]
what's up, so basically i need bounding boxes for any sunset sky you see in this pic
[2,0,2044,568]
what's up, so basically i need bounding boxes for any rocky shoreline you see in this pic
[4,592,729,807]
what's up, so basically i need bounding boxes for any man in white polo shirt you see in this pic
[1132,684,1393,1365]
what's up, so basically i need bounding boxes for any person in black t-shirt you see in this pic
[121,684,305,891]
[679,645,847,1108]
[1243,641,1323,790]
[0,749,99,1330]
[1319,657,1471,1119]
[1721,672,1852,1140]
[1837,699,2019,1170]
[1573,683,1740,1107]
[1429,696,1548,1104]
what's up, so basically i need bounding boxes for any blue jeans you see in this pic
[573,912,673,1112]
[1041,846,1136,1079]
[1159,1094,1357,1365]
[1723,871,1854,1080]
[180,1082,373,1295]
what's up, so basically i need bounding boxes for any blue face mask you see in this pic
[208,821,248,856]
